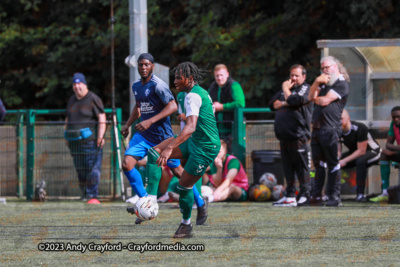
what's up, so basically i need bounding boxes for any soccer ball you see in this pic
[201,185,214,199]
[259,172,277,189]
[271,185,285,201]
[248,184,271,201]
[135,197,159,221]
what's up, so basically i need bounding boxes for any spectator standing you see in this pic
[309,56,350,207]
[269,64,312,207]
[65,73,106,204]
[208,64,245,148]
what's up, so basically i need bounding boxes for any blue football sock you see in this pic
[124,168,148,198]
[193,182,204,208]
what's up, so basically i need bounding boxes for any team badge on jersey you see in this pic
[145,89,150,97]
[196,164,205,174]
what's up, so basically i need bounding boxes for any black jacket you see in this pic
[269,82,313,141]
[209,76,236,123]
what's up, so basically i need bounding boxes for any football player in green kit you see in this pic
[147,62,220,238]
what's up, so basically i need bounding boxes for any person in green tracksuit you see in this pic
[208,64,245,150]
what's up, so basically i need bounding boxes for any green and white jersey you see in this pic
[185,85,220,150]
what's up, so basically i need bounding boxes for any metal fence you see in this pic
[0,108,283,199]
[0,109,123,200]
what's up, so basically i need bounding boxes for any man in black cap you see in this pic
[65,73,106,204]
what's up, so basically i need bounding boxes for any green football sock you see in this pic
[145,148,162,195]
[380,161,390,190]
[177,185,194,220]
[167,176,180,193]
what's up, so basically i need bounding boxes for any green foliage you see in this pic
[1,0,400,116]
[0,0,129,112]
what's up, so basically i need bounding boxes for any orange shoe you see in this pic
[87,198,101,204]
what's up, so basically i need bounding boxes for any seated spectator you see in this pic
[204,140,249,202]
[371,106,400,202]
[339,109,381,202]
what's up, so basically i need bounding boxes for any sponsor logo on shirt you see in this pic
[140,102,154,114]
[298,85,307,96]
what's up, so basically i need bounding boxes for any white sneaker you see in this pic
[126,195,139,204]
[322,195,329,202]
[273,197,297,207]
[297,196,310,206]
[157,193,170,203]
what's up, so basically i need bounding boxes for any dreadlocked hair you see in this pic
[172,62,209,85]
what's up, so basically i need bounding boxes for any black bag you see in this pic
[387,185,400,204]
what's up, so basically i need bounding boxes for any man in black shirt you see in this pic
[66,73,106,203]
[309,56,350,206]
[339,109,381,202]
[269,64,312,206]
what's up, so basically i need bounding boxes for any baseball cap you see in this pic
[137,53,154,63]
[72,73,87,85]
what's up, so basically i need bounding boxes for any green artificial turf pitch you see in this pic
[0,200,399,266]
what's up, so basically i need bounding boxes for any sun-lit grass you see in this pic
[0,200,399,266]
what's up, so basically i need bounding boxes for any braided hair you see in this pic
[172,62,209,85]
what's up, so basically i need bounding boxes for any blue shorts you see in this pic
[125,133,180,168]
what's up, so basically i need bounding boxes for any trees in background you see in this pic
[1,0,399,116]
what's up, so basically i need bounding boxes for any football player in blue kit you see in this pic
[122,53,208,224]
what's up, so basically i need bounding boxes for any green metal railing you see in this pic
[1,107,277,199]
[6,108,123,200]
[232,107,273,167]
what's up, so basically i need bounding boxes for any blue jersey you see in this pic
[132,74,175,144]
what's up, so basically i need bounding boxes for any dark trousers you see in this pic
[311,129,341,199]
[280,138,311,198]
[69,140,102,198]
[341,150,381,195]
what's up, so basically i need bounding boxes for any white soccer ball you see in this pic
[201,185,214,199]
[135,197,159,221]
[259,172,277,189]
[271,185,285,201]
